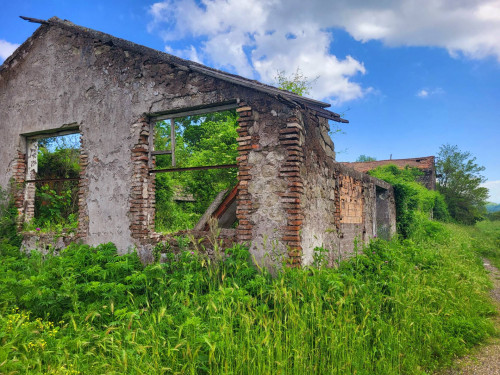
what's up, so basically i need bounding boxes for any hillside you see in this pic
[487,202,500,213]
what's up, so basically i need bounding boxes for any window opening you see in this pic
[151,109,239,233]
[375,186,391,240]
[25,133,81,233]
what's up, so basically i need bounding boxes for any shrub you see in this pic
[0,184,21,247]
[0,225,496,374]
[369,164,450,237]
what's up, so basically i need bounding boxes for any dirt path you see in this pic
[439,259,500,375]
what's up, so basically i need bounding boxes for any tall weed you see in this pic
[0,222,496,374]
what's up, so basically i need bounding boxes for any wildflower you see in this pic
[372,251,376,254]
[36,227,41,231]
[384,261,388,263]
[191,251,194,255]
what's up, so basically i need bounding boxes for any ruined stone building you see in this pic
[0,17,396,266]
[344,156,437,190]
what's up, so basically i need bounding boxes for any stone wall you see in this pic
[1,21,397,267]
[345,156,436,190]
[0,23,302,264]
[300,111,396,265]
[236,100,298,267]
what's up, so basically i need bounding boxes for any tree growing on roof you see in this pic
[274,68,317,96]
[356,155,377,162]
[436,144,489,224]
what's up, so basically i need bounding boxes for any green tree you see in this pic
[487,211,500,221]
[34,140,80,229]
[274,68,317,96]
[436,144,489,224]
[153,111,238,232]
[274,68,346,140]
[356,155,377,162]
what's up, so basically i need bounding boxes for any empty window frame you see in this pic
[24,131,81,233]
[149,103,239,233]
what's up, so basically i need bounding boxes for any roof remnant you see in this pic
[19,16,49,25]
[343,156,435,173]
[11,15,348,124]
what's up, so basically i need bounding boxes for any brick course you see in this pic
[236,103,257,244]
[129,118,156,244]
[278,117,306,266]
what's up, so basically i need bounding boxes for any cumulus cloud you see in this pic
[332,0,500,61]
[147,0,368,104]
[482,180,500,203]
[148,0,500,103]
[0,39,20,61]
[165,44,202,64]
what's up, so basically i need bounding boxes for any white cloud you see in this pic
[165,45,202,64]
[0,39,20,61]
[148,0,500,103]
[148,0,367,104]
[251,25,368,103]
[482,180,500,203]
[416,87,445,98]
[417,89,429,98]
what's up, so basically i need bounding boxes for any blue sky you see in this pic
[1,0,499,201]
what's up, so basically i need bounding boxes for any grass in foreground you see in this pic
[471,220,500,269]
[0,222,498,374]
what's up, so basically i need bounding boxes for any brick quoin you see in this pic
[76,129,90,240]
[235,102,257,245]
[12,152,27,228]
[278,115,306,267]
[129,118,155,244]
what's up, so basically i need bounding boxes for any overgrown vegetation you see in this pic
[28,134,80,233]
[154,111,238,232]
[0,222,498,374]
[436,144,489,224]
[472,220,500,269]
[356,154,377,162]
[486,202,500,221]
[369,164,450,238]
[274,68,317,96]
[0,185,21,247]
[1,176,500,373]
[1,140,499,373]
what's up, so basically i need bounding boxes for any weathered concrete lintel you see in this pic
[148,100,240,121]
[22,124,80,139]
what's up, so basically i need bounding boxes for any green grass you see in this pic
[0,222,498,374]
[471,220,500,269]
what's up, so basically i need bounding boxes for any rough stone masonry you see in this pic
[0,17,396,267]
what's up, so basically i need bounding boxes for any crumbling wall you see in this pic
[418,166,436,190]
[235,101,300,267]
[345,156,436,190]
[300,111,396,265]
[0,24,306,263]
[1,21,397,267]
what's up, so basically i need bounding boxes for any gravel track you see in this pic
[438,259,500,375]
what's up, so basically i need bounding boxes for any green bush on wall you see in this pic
[369,165,450,238]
